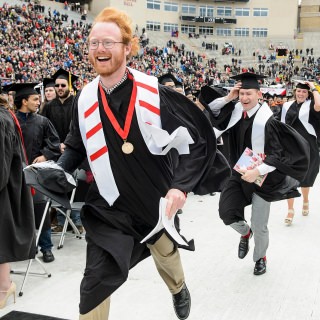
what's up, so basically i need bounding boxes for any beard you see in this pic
[89,54,125,77]
[57,89,70,99]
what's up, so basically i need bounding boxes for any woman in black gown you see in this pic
[0,94,36,309]
[281,81,320,225]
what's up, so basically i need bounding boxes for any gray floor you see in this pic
[0,175,320,320]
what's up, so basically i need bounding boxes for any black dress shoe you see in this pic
[238,229,253,259]
[177,209,183,215]
[254,258,267,275]
[42,250,55,263]
[172,284,191,320]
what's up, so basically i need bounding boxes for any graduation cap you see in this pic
[230,72,266,89]
[52,68,79,91]
[1,83,13,94]
[158,73,181,86]
[9,83,40,100]
[198,85,228,106]
[263,92,273,98]
[24,165,77,209]
[43,78,55,89]
[295,81,310,90]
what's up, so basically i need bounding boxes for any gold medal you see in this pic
[122,141,134,154]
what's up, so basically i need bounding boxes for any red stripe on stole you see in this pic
[90,145,108,161]
[136,81,158,94]
[84,101,99,118]
[139,100,160,115]
[86,122,102,139]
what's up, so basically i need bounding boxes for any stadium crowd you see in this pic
[1,1,320,99]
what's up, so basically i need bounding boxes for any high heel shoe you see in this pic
[0,282,16,309]
[285,209,295,226]
[302,202,309,216]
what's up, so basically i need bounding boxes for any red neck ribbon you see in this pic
[99,73,137,141]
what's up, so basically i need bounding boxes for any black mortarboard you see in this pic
[263,92,272,98]
[9,83,40,100]
[158,73,180,86]
[52,68,79,91]
[1,83,13,93]
[43,78,55,89]
[230,72,266,89]
[24,166,77,209]
[295,81,310,90]
[199,85,228,106]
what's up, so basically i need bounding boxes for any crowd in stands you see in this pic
[1,1,320,99]
[0,1,95,89]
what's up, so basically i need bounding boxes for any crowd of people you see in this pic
[1,2,320,320]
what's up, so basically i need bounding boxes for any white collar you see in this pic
[244,103,260,118]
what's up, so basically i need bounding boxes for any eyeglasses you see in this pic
[55,84,67,88]
[88,40,124,50]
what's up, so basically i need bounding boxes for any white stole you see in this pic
[281,100,316,137]
[251,103,273,157]
[213,102,272,157]
[78,68,194,206]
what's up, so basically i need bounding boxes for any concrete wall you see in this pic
[300,0,320,31]
[88,0,299,39]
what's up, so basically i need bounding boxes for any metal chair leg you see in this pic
[11,200,52,296]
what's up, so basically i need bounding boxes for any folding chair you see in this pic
[51,169,86,249]
[11,167,74,296]
[11,195,52,296]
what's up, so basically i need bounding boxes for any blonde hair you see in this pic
[0,95,9,109]
[91,7,140,60]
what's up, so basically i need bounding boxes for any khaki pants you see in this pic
[79,233,185,320]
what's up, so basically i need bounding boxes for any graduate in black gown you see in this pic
[57,7,230,320]
[41,69,83,231]
[11,83,61,263]
[280,81,320,225]
[199,73,309,276]
[0,93,36,309]
[41,68,78,153]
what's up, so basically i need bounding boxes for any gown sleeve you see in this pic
[159,86,231,194]
[41,118,61,161]
[58,92,87,172]
[263,118,310,182]
[0,113,13,191]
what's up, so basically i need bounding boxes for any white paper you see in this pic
[140,198,189,246]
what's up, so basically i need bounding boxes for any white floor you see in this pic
[0,175,320,320]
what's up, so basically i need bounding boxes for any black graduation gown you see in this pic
[209,106,310,225]
[16,111,61,229]
[16,111,61,163]
[284,100,320,187]
[59,79,231,313]
[41,95,75,142]
[206,103,310,203]
[0,107,36,263]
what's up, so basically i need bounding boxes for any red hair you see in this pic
[91,7,140,60]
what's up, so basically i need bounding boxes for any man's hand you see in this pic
[60,143,66,153]
[165,188,186,219]
[241,168,260,183]
[32,155,47,163]
[225,81,242,102]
